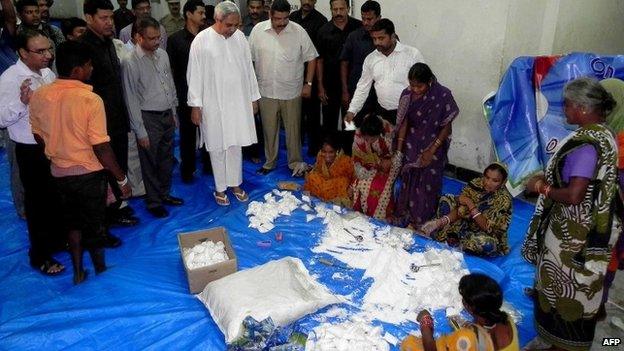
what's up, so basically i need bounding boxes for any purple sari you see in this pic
[394,82,459,226]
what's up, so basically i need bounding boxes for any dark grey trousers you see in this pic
[138,110,175,209]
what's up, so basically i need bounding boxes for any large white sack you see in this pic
[197,256,343,343]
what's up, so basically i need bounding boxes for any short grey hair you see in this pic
[214,1,240,20]
[564,77,616,116]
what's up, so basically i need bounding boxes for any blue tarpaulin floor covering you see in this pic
[0,143,536,350]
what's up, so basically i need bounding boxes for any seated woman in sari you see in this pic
[303,134,354,207]
[420,163,512,257]
[522,78,619,351]
[401,273,519,351]
[351,114,401,220]
[395,63,460,227]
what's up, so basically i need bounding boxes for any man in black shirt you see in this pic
[290,0,327,156]
[338,0,380,153]
[316,0,361,145]
[241,0,267,37]
[167,0,210,183]
[340,0,379,106]
[81,0,139,236]
[113,0,134,37]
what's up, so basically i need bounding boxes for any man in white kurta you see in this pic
[187,1,260,206]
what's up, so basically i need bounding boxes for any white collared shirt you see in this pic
[249,20,318,100]
[348,41,425,114]
[0,59,55,144]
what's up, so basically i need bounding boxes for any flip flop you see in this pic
[233,190,249,202]
[33,258,65,276]
[213,192,230,206]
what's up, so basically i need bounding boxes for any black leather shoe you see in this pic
[110,213,140,227]
[162,195,184,206]
[256,167,273,175]
[103,233,122,248]
[148,206,169,218]
[181,173,194,184]
[118,206,135,217]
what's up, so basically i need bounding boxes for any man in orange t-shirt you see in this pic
[29,41,131,285]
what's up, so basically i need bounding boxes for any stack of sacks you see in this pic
[306,318,389,351]
[246,190,302,233]
[182,241,229,270]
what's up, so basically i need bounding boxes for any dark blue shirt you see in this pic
[340,27,375,95]
[0,28,17,75]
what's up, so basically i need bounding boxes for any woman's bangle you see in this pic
[471,212,482,219]
[469,207,478,216]
[116,175,128,187]
[542,184,552,198]
[533,179,544,193]
[420,314,434,329]
[434,138,442,147]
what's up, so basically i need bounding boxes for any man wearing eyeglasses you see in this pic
[0,29,64,276]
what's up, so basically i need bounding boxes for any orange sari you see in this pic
[304,152,354,207]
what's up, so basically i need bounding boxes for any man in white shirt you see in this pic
[0,29,63,275]
[249,0,318,175]
[345,18,424,125]
[187,1,260,206]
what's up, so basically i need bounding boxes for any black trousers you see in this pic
[106,131,128,209]
[242,113,264,160]
[55,170,108,249]
[302,93,322,157]
[138,110,175,208]
[178,104,211,178]
[321,87,345,136]
[376,103,397,125]
[15,142,64,265]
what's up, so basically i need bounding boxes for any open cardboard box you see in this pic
[178,227,238,294]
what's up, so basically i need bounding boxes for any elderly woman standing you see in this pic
[522,77,619,351]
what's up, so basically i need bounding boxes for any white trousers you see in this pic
[209,146,243,192]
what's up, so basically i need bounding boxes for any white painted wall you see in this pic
[52,0,624,172]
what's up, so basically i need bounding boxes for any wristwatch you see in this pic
[305,81,313,86]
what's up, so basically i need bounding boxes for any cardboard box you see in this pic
[178,227,238,294]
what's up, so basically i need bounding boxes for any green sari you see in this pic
[433,177,512,256]
[522,124,621,351]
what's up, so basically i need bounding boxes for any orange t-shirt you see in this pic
[29,79,110,172]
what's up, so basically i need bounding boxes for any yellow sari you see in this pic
[400,322,518,351]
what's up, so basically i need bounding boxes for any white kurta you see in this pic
[187,28,261,152]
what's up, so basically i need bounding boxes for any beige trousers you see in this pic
[259,96,302,170]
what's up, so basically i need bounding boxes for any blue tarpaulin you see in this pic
[0,144,536,350]
[485,53,624,196]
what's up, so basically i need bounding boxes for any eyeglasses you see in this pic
[27,47,53,56]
